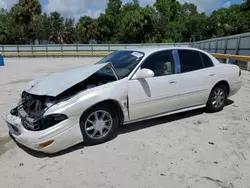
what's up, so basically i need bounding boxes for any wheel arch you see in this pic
[212,80,230,95]
[79,99,125,126]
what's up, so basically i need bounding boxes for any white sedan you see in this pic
[4,47,242,154]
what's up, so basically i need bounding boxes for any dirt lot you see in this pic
[0,58,250,188]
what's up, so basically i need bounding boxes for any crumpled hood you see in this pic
[24,63,108,97]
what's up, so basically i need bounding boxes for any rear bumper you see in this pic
[228,80,242,97]
[3,113,83,154]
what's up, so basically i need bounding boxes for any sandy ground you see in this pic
[0,58,250,188]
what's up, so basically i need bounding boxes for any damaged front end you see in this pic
[8,63,119,132]
[10,91,68,131]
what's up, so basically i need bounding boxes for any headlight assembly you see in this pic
[35,114,68,131]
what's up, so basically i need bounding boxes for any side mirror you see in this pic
[133,68,154,79]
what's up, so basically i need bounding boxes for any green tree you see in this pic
[63,18,77,44]
[0,9,9,43]
[11,0,42,43]
[115,2,154,43]
[49,11,64,43]
[76,16,99,43]
[208,5,250,38]
[105,0,122,15]
[182,13,207,42]
[182,2,198,15]
[154,0,181,22]
[36,13,51,42]
[97,14,114,43]
[1,0,250,44]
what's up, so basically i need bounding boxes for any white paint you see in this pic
[24,63,108,96]
[5,47,242,154]
[132,68,154,79]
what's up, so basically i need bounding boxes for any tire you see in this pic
[206,84,228,113]
[80,103,119,146]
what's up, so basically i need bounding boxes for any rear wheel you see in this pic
[80,104,118,145]
[206,84,227,113]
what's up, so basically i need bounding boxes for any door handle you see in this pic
[209,73,215,76]
[169,80,177,84]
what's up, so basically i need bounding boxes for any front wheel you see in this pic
[206,84,227,113]
[80,104,118,145]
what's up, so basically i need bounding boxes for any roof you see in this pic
[121,46,204,56]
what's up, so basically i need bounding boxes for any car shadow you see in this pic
[13,99,234,158]
[119,99,234,135]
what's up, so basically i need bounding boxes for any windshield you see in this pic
[96,50,145,79]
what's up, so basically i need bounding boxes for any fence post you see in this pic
[215,39,218,53]
[61,44,63,57]
[17,45,20,58]
[31,45,34,57]
[208,41,211,52]
[224,38,228,54]
[108,44,110,52]
[91,44,93,57]
[76,44,78,57]
[46,45,48,58]
[235,36,241,55]
[2,45,5,57]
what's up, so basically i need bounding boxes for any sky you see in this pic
[0,0,244,20]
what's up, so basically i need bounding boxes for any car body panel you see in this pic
[44,77,129,121]
[24,63,109,96]
[128,74,182,120]
[4,113,83,153]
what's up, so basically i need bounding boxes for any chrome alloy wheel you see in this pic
[212,88,225,108]
[85,110,113,139]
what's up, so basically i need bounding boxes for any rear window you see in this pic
[200,52,214,68]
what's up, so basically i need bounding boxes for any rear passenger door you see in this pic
[177,49,217,109]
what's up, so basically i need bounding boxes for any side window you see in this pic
[178,50,203,73]
[200,52,214,68]
[141,50,175,77]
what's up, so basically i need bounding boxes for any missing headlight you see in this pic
[35,114,68,131]
[22,114,68,131]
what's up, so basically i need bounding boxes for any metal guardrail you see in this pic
[0,51,112,57]
[212,53,250,70]
[193,32,250,56]
[193,32,250,71]
[0,41,249,70]
[0,43,191,57]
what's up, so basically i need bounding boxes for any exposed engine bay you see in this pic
[10,70,118,131]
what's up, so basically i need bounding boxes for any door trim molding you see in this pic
[124,104,205,125]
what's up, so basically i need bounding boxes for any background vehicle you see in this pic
[5,47,242,153]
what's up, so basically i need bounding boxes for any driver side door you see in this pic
[128,50,182,120]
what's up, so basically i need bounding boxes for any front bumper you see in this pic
[3,113,83,154]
